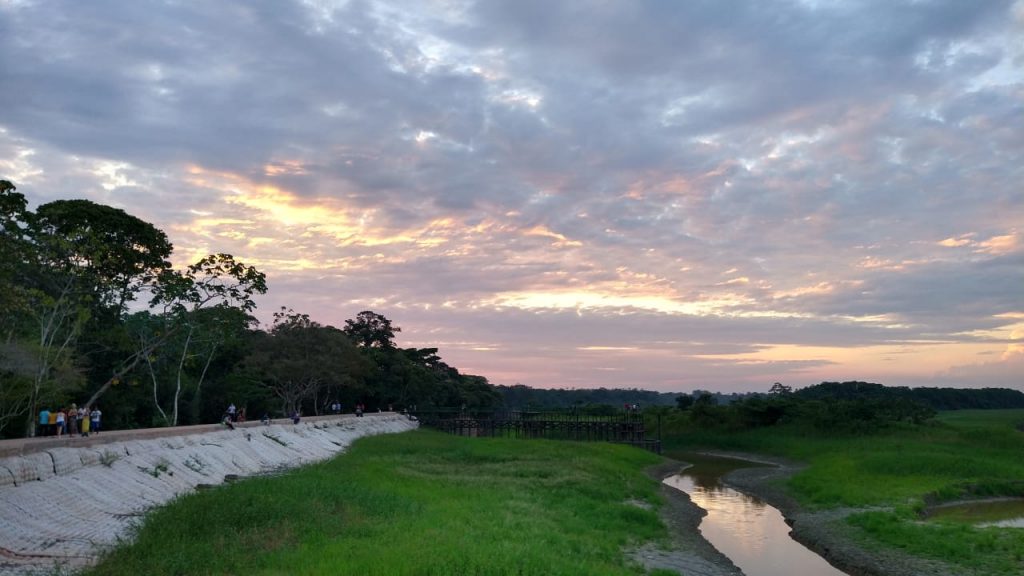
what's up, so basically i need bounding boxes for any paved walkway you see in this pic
[0,413,392,458]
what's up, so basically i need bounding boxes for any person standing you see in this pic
[227,403,237,422]
[55,409,66,437]
[67,404,78,436]
[90,406,101,434]
[38,408,50,437]
[79,406,90,437]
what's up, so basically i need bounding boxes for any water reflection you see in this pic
[664,454,848,576]
[928,498,1024,528]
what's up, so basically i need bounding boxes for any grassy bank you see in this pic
[659,408,1024,575]
[87,429,665,576]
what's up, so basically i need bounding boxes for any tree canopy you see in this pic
[0,180,502,438]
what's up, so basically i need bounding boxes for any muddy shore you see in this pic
[629,459,742,576]
[643,451,974,576]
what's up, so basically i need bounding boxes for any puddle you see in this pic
[927,498,1024,528]
[664,453,848,576]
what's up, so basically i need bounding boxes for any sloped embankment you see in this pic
[0,414,417,574]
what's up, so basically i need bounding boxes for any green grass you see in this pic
[660,409,1024,507]
[659,408,1024,575]
[846,510,1024,575]
[87,430,665,576]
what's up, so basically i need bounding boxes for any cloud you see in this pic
[1,0,1021,391]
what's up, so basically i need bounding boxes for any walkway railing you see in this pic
[410,409,661,453]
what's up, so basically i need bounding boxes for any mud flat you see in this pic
[0,414,417,575]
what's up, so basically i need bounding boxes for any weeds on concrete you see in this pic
[262,432,288,446]
[99,450,121,467]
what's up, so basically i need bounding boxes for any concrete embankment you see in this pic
[0,414,418,575]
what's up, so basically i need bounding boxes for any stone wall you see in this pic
[0,414,417,575]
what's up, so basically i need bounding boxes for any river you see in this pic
[664,453,849,576]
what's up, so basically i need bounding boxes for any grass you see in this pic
[87,429,665,576]
[659,408,1024,575]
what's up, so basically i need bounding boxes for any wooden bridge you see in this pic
[410,409,662,453]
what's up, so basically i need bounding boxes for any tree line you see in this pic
[0,181,499,439]
[671,381,1024,434]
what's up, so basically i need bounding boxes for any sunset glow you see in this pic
[2,0,1021,392]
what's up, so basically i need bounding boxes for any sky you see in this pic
[1,0,1022,394]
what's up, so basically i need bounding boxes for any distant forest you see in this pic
[497,382,1024,412]
[791,381,1024,411]
[498,381,1024,436]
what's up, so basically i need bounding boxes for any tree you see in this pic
[0,180,29,340]
[245,309,370,416]
[690,392,720,427]
[8,197,176,435]
[89,253,267,418]
[343,310,400,348]
[128,307,255,427]
[0,341,34,436]
[675,394,694,410]
[32,199,173,313]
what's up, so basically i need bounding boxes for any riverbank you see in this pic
[712,452,963,576]
[629,460,742,576]
[658,409,1024,576]
[0,414,417,575]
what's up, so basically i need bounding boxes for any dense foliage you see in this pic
[795,381,1024,410]
[498,384,683,411]
[0,182,499,438]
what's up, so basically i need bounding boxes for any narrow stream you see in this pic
[664,453,848,576]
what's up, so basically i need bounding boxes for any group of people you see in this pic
[224,403,246,423]
[330,402,381,416]
[37,405,101,437]
[220,401,380,430]
[222,403,248,429]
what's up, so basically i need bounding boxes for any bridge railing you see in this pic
[408,409,661,453]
